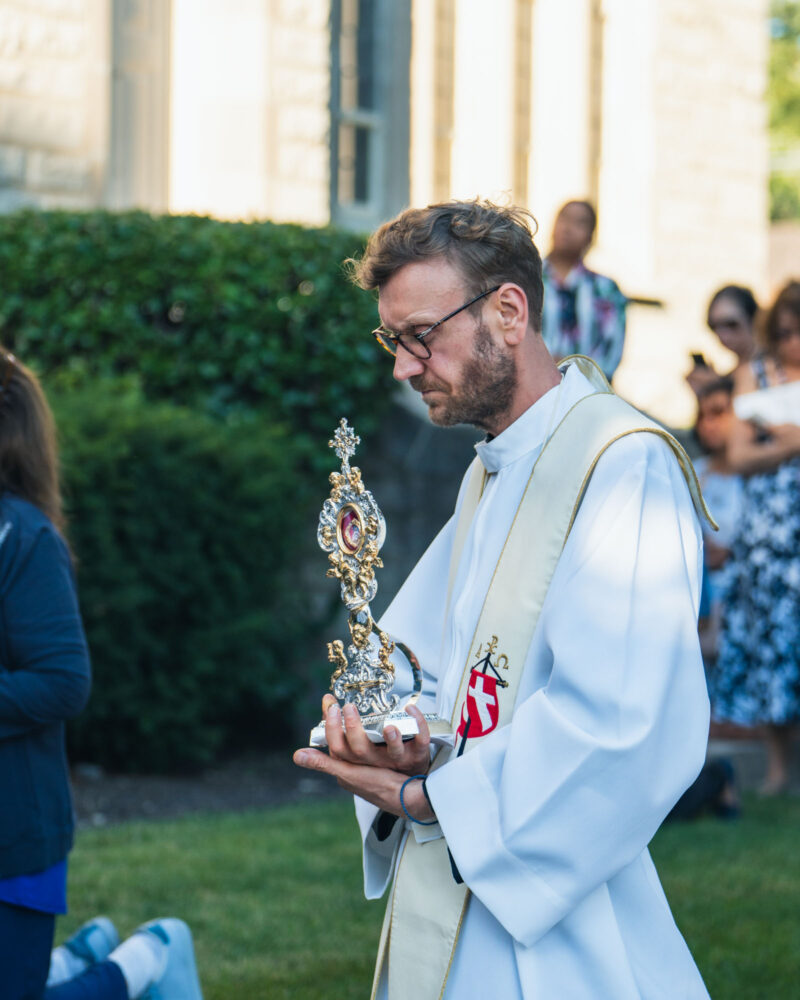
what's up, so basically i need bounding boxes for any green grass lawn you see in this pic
[652,794,800,999]
[59,795,800,999]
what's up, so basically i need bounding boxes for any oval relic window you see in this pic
[337,504,365,555]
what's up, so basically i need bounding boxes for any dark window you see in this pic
[330,0,410,229]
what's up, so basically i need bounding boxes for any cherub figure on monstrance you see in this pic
[309,419,452,747]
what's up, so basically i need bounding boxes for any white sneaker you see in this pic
[63,916,120,965]
[137,918,203,1000]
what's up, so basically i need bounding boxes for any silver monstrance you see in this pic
[309,419,452,748]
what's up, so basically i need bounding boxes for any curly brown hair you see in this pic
[347,199,544,331]
[0,349,64,533]
[764,280,800,354]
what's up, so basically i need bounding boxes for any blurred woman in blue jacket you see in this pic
[0,349,202,1000]
[0,348,92,992]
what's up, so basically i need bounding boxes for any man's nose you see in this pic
[392,347,425,382]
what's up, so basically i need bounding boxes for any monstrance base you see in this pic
[309,710,454,749]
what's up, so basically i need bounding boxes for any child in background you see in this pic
[692,377,744,661]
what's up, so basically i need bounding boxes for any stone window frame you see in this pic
[106,0,171,211]
[329,0,411,230]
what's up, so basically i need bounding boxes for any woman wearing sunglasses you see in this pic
[710,283,800,795]
[706,284,760,385]
[687,285,760,398]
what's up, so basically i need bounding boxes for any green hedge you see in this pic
[0,210,395,460]
[53,378,315,772]
[0,210,399,771]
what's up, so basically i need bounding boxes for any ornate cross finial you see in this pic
[329,418,360,470]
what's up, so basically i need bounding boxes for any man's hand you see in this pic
[320,694,432,775]
[292,697,436,821]
[685,364,720,398]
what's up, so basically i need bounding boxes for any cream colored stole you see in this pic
[371,357,714,1000]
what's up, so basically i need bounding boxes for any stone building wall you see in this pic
[653,0,768,410]
[169,0,330,223]
[604,0,769,424]
[0,0,109,212]
[410,0,769,426]
[0,0,771,426]
[769,220,800,296]
[0,0,331,222]
[261,0,330,225]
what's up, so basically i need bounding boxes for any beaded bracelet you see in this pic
[399,774,437,825]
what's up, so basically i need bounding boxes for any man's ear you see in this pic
[495,283,529,345]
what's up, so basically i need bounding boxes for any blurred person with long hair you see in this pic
[709,283,800,794]
[541,199,628,381]
[0,349,202,999]
[687,285,760,398]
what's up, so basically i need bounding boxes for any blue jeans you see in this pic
[0,902,128,1000]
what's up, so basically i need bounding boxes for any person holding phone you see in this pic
[687,285,760,397]
[709,282,800,794]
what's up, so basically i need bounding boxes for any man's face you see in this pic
[378,258,517,431]
[551,203,594,258]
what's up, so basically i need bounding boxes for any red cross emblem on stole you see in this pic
[456,670,500,739]
[455,637,509,746]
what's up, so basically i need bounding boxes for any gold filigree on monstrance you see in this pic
[310,419,450,749]
[316,419,398,716]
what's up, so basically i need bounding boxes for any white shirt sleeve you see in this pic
[425,435,709,947]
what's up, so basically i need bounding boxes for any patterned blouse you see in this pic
[541,260,628,380]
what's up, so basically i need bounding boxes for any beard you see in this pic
[410,320,517,430]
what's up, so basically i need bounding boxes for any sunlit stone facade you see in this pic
[0,0,769,423]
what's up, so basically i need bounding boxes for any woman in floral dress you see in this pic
[711,282,800,794]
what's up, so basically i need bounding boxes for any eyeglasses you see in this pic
[372,285,501,359]
[0,352,15,396]
[709,318,744,334]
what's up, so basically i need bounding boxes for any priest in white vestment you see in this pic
[294,200,711,1000]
